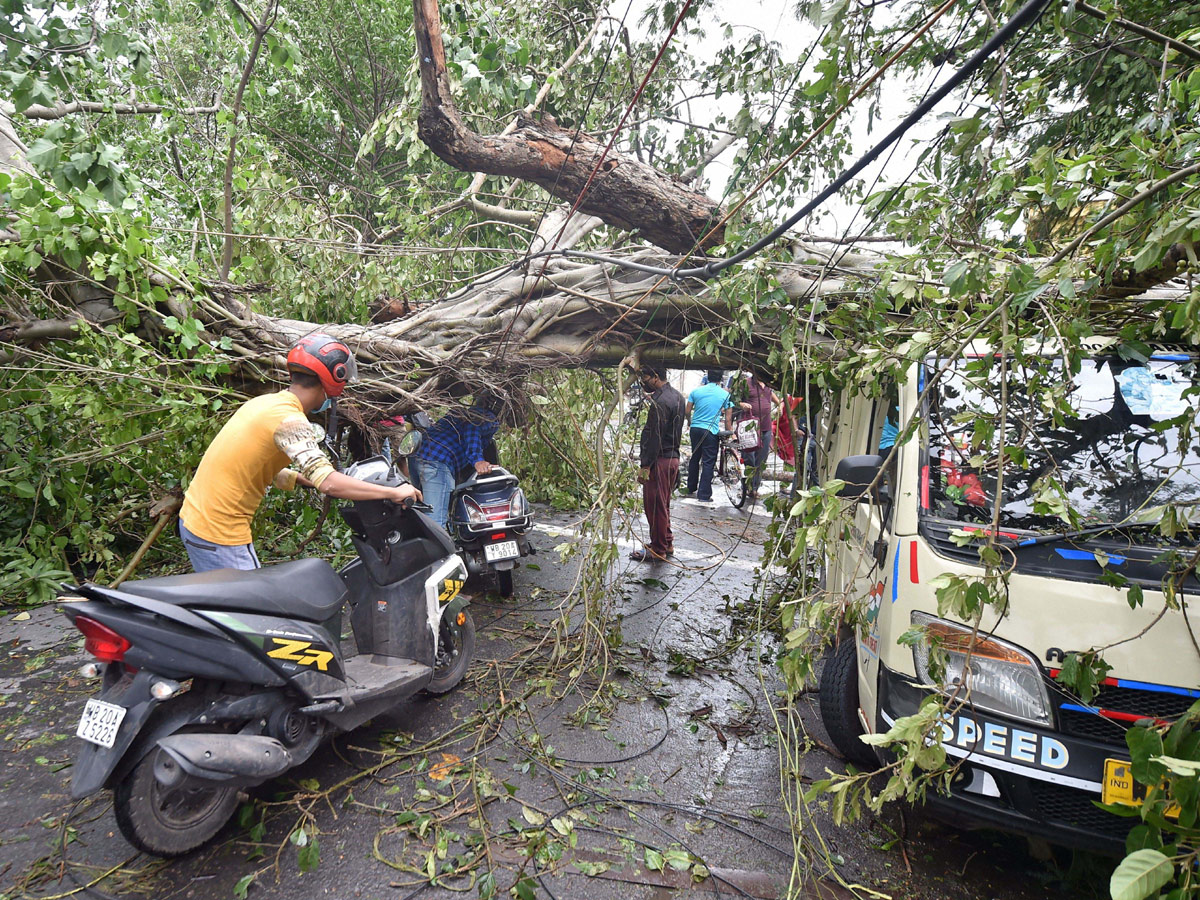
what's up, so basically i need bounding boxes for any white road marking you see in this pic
[532,521,781,575]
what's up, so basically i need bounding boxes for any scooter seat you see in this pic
[119,558,347,622]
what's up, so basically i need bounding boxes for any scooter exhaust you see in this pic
[153,734,293,789]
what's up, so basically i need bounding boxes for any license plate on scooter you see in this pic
[76,698,127,749]
[484,540,519,562]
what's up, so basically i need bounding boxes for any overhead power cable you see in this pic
[518,0,1053,283]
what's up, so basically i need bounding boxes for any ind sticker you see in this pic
[938,715,1068,769]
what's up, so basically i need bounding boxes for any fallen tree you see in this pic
[2,0,1195,414]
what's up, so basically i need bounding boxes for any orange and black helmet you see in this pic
[286,333,357,397]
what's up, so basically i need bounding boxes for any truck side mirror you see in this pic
[833,454,886,503]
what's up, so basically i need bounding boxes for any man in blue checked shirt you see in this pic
[416,396,500,529]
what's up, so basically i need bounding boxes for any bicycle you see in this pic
[716,429,749,509]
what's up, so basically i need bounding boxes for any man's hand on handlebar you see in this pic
[390,484,422,506]
[474,460,493,475]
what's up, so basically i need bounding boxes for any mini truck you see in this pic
[818,342,1200,852]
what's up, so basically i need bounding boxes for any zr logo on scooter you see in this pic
[267,638,334,671]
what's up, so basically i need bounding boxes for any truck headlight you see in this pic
[911,612,1052,726]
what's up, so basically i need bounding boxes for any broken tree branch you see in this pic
[411,0,724,254]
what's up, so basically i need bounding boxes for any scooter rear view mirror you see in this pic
[395,428,422,457]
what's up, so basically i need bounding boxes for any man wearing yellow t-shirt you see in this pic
[179,333,421,572]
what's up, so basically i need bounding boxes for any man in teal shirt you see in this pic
[684,370,733,503]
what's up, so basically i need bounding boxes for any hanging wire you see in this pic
[511,0,1053,284]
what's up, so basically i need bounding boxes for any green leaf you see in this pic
[477,870,497,899]
[1128,728,1168,785]
[662,848,691,871]
[297,834,319,873]
[942,260,969,293]
[233,873,256,899]
[1109,848,1173,900]
[644,847,664,871]
[520,805,544,826]
[1127,584,1144,609]
[1152,755,1200,777]
[572,860,610,876]
[25,138,60,170]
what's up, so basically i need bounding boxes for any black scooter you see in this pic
[449,465,533,597]
[59,453,473,857]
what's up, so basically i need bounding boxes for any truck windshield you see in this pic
[924,354,1200,533]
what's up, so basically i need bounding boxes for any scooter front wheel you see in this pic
[427,609,476,694]
[113,743,240,856]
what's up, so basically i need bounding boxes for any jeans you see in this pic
[742,430,773,494]
[686,428,719,501]
[418,458,456,530]
[179,520,260,573]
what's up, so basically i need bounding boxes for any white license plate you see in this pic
[484,540,519,562]
[77,698,127,749]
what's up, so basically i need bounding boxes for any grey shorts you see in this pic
[179,520,260,573]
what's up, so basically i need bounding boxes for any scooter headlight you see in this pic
[911,612,1052,726]
[510,489,527,517]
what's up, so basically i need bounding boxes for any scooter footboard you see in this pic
[342,558,436,663]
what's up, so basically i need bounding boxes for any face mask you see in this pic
[316,397,332,414]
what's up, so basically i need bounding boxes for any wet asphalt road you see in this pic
[0,485,1108,900]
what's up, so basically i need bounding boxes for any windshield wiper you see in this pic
[1007,520,1163,548]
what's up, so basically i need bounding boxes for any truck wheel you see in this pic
[818,637,876,768]
[113,743,240,857]
[427,610,476,694]
[496,569,514,597]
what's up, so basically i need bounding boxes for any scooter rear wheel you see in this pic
[427,609,476,694]
[496,569,514,597]
[113,743,240,856]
